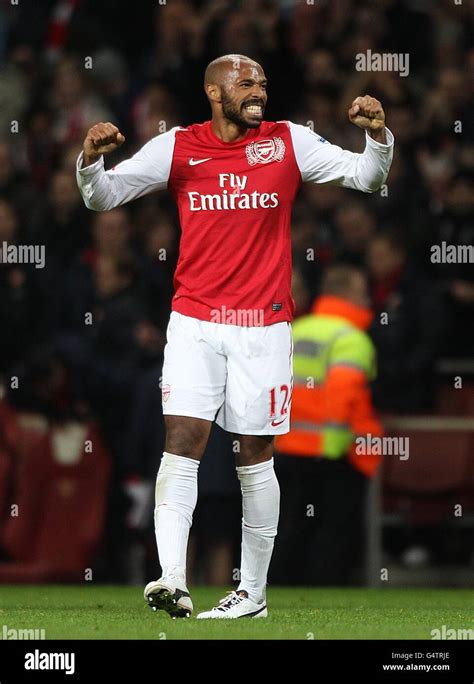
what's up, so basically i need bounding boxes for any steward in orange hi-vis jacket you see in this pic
[271,265,383,585]
[277,295,383,476]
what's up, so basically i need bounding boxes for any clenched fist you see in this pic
[82,122,125,167]
[348,96,386,143]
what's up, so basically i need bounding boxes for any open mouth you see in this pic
[243,102,264,117]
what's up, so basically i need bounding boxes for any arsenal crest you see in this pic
[246,137,286,166]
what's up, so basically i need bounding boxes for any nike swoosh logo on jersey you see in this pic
[189,157,213,166]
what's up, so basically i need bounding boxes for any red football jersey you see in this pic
[169,121,299,324]
[77,120,394,325]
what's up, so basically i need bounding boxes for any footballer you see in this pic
[77,54,393,619]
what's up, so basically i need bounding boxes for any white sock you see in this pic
[154,452,199,584]
[236,458,280,603]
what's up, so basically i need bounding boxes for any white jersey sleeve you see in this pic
[76,127,179,211]
[288,122,394,193]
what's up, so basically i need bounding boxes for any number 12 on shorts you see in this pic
[270,384,290,425]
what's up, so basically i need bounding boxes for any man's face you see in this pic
[349,272,371,309]
[367,239,404,281]
[93,209,130,253]
[95,256,129,297]
[219,62,268,128]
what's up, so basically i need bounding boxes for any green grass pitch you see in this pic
[0,586,473,640]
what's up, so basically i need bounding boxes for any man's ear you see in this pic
[205,83,221,104]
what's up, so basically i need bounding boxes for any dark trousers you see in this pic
[270,453,368,586]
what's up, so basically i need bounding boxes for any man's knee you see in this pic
[234,434,274,466]
[164,415,212,459]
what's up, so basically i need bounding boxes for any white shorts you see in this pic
[161,312,293,435]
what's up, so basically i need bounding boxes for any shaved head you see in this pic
[204,54,268,130]
[204,54,261,88]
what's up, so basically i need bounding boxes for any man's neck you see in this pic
[211,118,250,143]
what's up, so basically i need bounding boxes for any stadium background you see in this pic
[0,0,473,591]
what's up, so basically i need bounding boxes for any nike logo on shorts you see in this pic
[271,417,287,427]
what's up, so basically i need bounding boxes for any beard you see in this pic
[221,90,265,129]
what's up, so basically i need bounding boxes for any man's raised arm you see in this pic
[289,95,394,193]
[76,122,177,211]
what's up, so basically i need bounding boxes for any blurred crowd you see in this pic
[0,0,473,581]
